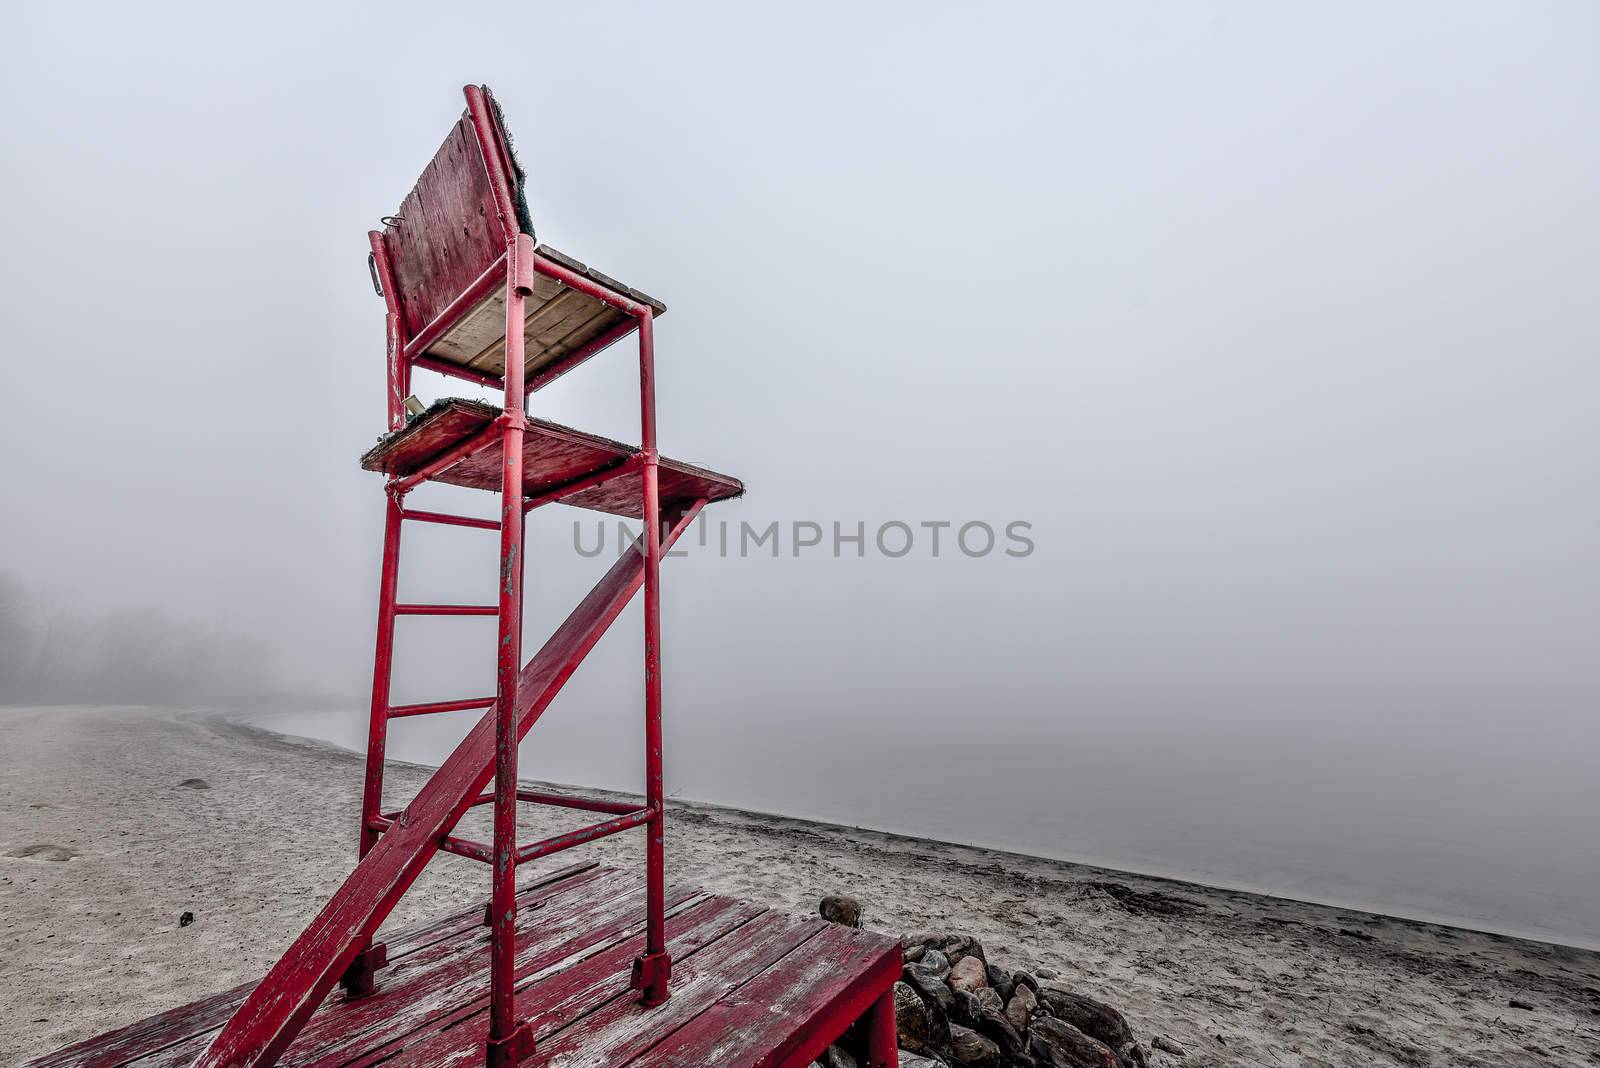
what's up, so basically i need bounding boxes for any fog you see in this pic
[2,3,1596,947]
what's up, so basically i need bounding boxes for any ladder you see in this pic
[198,84,742,1068]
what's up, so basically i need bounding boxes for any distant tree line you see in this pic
[0,573,296,708]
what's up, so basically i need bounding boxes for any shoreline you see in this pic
[4,705,1598,1066]
[227,706,1596,954]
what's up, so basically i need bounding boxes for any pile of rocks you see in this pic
[815,896,1149,1068]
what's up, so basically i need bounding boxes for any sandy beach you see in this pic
[1,705,1596,1066]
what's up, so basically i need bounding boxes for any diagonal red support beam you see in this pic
[197,502,705,1068]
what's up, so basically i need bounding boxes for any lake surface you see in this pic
[244,698,1599,951]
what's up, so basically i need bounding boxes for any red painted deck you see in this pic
[24,862,902,1068]
[360,398,744,518]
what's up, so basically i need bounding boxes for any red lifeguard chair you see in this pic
[26,84,901,1068]
[200,83,743,1065]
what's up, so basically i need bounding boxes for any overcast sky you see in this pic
[2,3,1596,945]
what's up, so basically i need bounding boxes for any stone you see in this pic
[1151,1035,1187,1058]
[905,964,956,1014]
[898,1055,947,1068]
[986,963,1014,1001]
[895,981,946,1058]
[920,949,951,977]
[1012,970,1039,992]
[1036,987,1144,1068]
[1029,1018,1120,1068]
[903,941,927,964]
[816,1044,858,1068]
[1006,983,1037,1033]
[820,895,863,928]
[948,955,989,993]
[950,988,984,1028]
[938,934,987,967]
[974,1008,1026,1059]
[974,987,1004,1014]
[1036,968,1058,980]
[949,1023,1002,1067]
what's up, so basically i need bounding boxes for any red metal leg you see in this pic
[863,986,898,1068]
[629,308,671,1007]
[358,492,402,858]
[487,234,533,1065]
[345,487,402,1000]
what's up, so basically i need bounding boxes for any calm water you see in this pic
[243,700,1599,951]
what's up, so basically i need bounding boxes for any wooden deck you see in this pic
[360,398,743,518]
[25,863,901,1068]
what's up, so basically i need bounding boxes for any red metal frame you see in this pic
[198,83,895,1068]
[346,83,676,1065]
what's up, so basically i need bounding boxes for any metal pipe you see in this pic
[358,492,403,859]
[400,508,500,531]
[438,834,494,864]
[531,252,647,317]
[368,231,407,432]
[465,87,522,247]
[636,307,669,1003]
[389,696,497,718]
[394,603,498,616]
[388,420,503,495]
[527,317,640,393]
[465,788,639,816]
[514,809,654,865]
[483,193,533,1052]
[522,456,640,513]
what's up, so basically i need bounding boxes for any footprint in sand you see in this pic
[177,778,211,790]
[6,844,79,862]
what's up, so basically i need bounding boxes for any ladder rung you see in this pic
[395,603,498,616]
[467,788,639,816]
[515,809,653,864]
[438,834,493,863]
[390,696,496,718]
[436,809,654,867]
[400,508,500,531]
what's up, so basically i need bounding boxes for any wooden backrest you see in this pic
[381,87,529,341]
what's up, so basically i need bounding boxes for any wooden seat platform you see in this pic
[361,399,744,518]
[414,245,668,383]
[25,862,901,1068]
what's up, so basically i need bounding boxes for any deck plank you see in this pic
[629,922,903,1068]
[523,911,828,1068]
[353,896,767,1067]
[23,864,600,1068]
[27,868,902,1068]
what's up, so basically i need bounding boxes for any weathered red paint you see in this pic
[37,867,903,1068]
[397,507,500,531]
[387,696,497,719]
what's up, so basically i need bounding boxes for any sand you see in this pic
[1,705,1596,1066]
